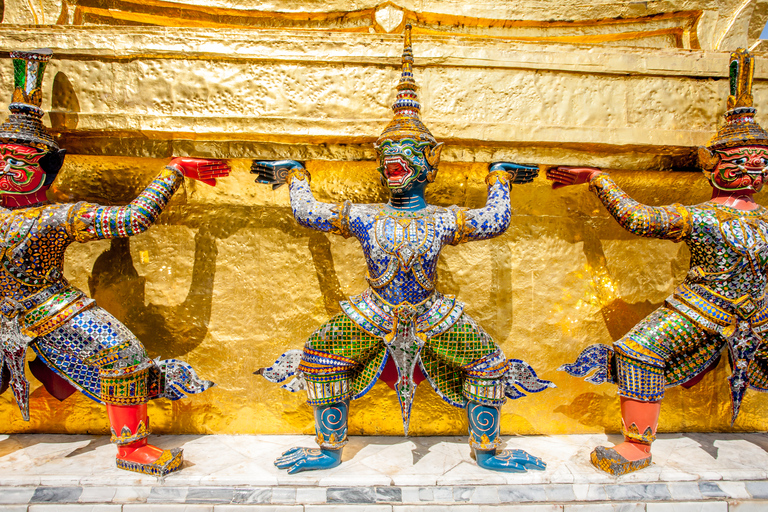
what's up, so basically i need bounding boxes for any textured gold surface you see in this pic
[0,26,760,167]
[1,0,768,437]
[2,158,768,436]
[3,0,766,51]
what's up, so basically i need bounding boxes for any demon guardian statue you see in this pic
[255,26,553,474]
[0,49,228,476]
[553,49,768,476]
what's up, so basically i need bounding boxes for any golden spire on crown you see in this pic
[0,48,58,151]
[376,24,437,146]
[707,48,768,151]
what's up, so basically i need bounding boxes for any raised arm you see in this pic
[252,160,352,237]
[451,162,538,245]
[68,158,229,242]
[547,166,691,241]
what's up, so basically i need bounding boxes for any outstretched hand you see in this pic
[169,157,230,187]
[251,160,305,190]
[489,162,539,184]
[546,166,602,190]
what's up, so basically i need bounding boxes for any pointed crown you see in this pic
[376,24,437,146]
[708,48,768,151]
[0,49,58,151]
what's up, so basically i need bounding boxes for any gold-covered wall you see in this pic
[2,0,768,437]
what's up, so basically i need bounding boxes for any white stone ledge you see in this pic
[1,434,768,510]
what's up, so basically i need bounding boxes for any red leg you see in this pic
[591,397,660,476]
[106,403,183,477]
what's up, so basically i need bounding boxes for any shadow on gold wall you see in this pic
[2,158,767,437]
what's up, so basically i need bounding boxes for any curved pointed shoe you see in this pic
[590,445,651,476]
[116,447,184,477]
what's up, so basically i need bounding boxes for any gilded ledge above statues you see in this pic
[0,26,761,170]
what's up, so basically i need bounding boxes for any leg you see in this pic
[271,314,382,474]
[467,401,546,473]
[106,402,183,475]
[585,305,721,476]
[591,397,660,475]
[590,342,663,476]
[33,306,189,476]
[275,399,348,474]
[102,363,184,476]
[422,314,549,473]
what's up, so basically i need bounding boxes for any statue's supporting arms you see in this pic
[253,160,351,237]
[70,158,229,242]
[546,167,691,242]
[452,162,538,244]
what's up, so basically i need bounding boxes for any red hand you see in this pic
[169,157,230,187]
[545,166,602,190]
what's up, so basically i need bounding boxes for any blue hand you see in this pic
[251,159,304,189]
[274,446,342,474]
[475,448,547,473]
[489,162,539,184]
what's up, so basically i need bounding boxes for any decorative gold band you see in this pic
[305,374,351,406]
[485,170,510,187]
[469,433,503,451]
[100,365,150,406]
[315,431,348,450]
[449,207,470,246]
[110,420,150,445]
[286,166,311,186]
[622,421,656,445]
[463,377,505,406]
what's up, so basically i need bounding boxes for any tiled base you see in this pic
[1,433,768,510]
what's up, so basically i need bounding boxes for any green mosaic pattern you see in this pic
[12,59,25,90]
[616,306,723,400]
[421,315,496,405]
[306,313,385,397]
[306,312,497,405]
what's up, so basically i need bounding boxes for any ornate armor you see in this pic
[0,167,211,420]
[564,175,768,421]
[0,48,224,477]
[259,26,552,474]
[556,48,768,476]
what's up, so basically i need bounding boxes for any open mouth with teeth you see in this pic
[384,156,415,188]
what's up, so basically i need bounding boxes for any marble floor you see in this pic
[0,432,767,510]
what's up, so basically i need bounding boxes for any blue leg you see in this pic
[275,399,348,474]
[467,401,546,473]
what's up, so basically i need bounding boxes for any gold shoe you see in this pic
[590,445,651,476]
[116,447,184,477]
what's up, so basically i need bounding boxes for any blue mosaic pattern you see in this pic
[0,167,209,417]
[290,176,512,306]
[30,306,212,402]
[558,344,613,385]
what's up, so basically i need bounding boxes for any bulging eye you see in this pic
[733,157,748,165]
[6,158,25,166]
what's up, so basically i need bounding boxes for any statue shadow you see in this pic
[88,226,219,358]
[680,432,768,460]
[60,434,205,461]
[343,435,461,466]
[64,436,111,458]
[50,71,80,132]
[554,391,619,430]
[0,435,39,458]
